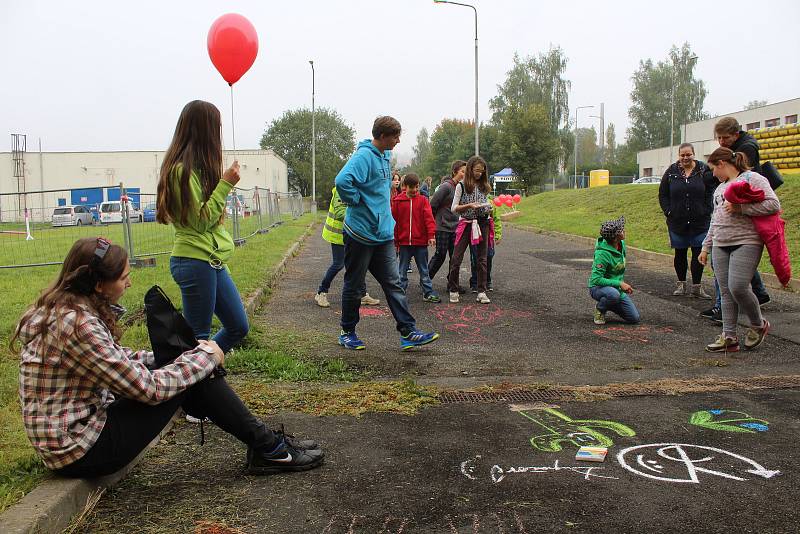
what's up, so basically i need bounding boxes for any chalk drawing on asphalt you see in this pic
[510,406,636,452]
[593,325,674,343]
[689,409,770,433]
[432,303,533,343]
[490,460,618,483]
[617,443,781,483]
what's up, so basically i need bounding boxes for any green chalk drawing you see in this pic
[689,409,770,433]
[514,408,636,452]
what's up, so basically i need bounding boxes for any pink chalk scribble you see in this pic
[432,304,533,342]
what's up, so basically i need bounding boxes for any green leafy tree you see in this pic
[260,107,355,204]
[627,43,707,151]
[496,104,561,188]
[744,99,768,110]
[409,127,431,175]
[424,119,474,179]
[605,123,617,168]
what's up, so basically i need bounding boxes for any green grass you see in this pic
[0,213,318,513]
[511,173,800,274]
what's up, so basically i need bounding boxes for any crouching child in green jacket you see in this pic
[588,216,641,325]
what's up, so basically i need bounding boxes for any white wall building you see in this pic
[637,97,800,177]
[0,148,288,222]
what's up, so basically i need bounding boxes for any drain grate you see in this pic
[437,375,800,403]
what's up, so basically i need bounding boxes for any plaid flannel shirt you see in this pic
[18,304,216,469]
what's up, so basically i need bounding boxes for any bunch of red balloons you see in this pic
[493,194,522,207]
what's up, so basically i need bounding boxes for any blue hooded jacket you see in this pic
[335,139,395,244]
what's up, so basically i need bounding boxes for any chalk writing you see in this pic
[593,325,673,343]
[689,409,770,433]
[320,511,531,533]
[432,304,532,343]
[490,460,618,483]
[510,406,636,452]
[617,443,781,483]
[460,454,482,480]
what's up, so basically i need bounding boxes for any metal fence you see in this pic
[0,184,306,269]
[542,174,637,191]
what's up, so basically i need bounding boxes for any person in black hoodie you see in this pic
[700,117,771,321]
[659,142,713,298]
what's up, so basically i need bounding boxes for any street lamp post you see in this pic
[309,60,316,213]
[669,54,698,164]
[434,0,479,156]
[574,105,594,189]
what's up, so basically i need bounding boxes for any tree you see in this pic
[424,119,474,180]
[409,127,431,174]
[496,104,561,188]
[744,99,768,110]
[605,123,617,168]
[260,108,355,204]
[627,43,707,151]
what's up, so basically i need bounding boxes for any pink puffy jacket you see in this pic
[724,180,792,286]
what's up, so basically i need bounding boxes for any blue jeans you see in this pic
[470,244,495,288]
[341,234,416,335]
[398,245,436,297]
[318,243,366,296]
[713,271,768,309]
[170,257,249,353]
[589,286,641,324]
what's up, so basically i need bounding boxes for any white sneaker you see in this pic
[185,414,211,424]
[361,293,380,305]
[476,292,491,304]
[315,292,330,308]
[449,292,460,303]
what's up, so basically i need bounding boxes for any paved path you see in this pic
[81,225,800,533]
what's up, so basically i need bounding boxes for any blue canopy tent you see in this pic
[490,167,517,194]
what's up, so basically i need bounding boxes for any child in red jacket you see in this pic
[391,174,440,302]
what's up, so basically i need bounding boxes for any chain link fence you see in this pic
[0,184,306,269]
[541,174,637,191]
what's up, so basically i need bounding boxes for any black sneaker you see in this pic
[274,424,319,450]
[757,293,771,307]
[701,306,722,322]
[470,286,478,293]
[247,439,324,475]
[457,287,467,295]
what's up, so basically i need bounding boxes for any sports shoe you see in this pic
[476,292,491,304]
[593,307,606,325]
[471,286,478,293]
[457,287,467,294]
[672,281,687,296]
[705,334,740,353]
[400,330,440,351]
[757,293,771,307]
[487,284,493,292]
[423,293,441,303]
[361,293,380,306]
[744,319,770,351]
[691,284,712,299]
[338,330,365,350]
[185,414,211,424]
[449,292,460,303]
[246,439,324,475]
[274,423,319,450]
[700,306,722,324]
[315,292,330,308]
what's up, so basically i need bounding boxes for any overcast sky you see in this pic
[2,0,798,165]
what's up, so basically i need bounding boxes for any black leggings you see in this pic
[674,246,704,284]
[55,376,276,478]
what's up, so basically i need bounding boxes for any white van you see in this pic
[99,201,143,224]
[52,205,94,227]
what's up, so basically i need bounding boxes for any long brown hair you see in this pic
[11,238,129,350]
[708,147,750,173]
[157,100,223,226]
[463,156,490,194]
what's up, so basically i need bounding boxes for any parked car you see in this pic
[142,202,157,222]
[99,201,143,224]
[52,205,94,227]
[631,176,661,185]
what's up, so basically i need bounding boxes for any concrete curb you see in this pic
[0,219,317,534]
[509,223,799,293]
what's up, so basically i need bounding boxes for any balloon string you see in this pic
[230,84,237,156]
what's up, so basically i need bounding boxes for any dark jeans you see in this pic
[448,218,489,293]
[470,244,495,288]
[55,375,276,478]
[398,245,435,297]
[589,286,641,324]
[428,230,456,280]
[170,257,249,354]
[341,234,415,335]
[318,243,366,296]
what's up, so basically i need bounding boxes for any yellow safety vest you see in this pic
[322,187,345,245]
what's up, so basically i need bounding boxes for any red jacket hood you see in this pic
[391,193,436,246]
[724,180,765,204]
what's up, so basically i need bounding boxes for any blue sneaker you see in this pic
[338,330,365,350]
[400,330,440,351]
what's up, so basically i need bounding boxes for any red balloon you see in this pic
[493,197,503,207]
[504,198,513,207]
[207,14,259,85]
[513,194,522,203]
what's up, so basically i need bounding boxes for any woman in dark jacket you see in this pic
[658,142,713,298]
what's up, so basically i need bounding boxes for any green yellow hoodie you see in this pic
[588,237,627,297]
[169,168,235,264]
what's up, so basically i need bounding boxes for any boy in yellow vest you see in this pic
[315,186,380,308]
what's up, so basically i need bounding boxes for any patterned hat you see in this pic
[600,216,625,240]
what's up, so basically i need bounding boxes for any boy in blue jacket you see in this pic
[334,116,439,351]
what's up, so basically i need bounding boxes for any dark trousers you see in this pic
[55,376,276,479]
[398,245,435,297]
[448,218,489,293]
[428,230,456,280]
[318,243,366,296]
[341,234,415,335]
[470,244,495,288]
